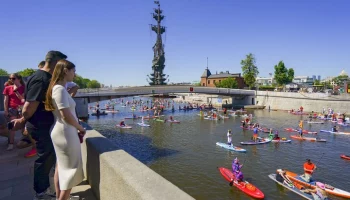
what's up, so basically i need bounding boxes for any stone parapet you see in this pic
[81,127,194,200]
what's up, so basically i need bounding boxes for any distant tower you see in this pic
[318,75,321,81]
[147,1,169,85]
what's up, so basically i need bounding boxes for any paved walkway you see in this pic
[0,131,96,200]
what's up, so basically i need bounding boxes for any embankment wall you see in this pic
[256,91,350,113]
[81,127,194,200]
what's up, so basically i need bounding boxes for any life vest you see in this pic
[304,162,315,174]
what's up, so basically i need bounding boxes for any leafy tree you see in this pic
[87,80,101,88]
[17,68,36,77]
[74,75,88,88]
[214,77,238,89]
[332,75,349,86]
[193,81,201,86]
[0,68,9,76]
[241,53,259,89]
[274,61,294,86]
[313,79,321,85]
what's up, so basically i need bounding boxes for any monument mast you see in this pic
[147,1,168,85]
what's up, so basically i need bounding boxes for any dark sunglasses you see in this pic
[9,77,16,80]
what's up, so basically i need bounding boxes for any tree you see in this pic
[332,75,349,86]
[215,77,238,89]
[87,80,101,88]
[241,53,259,89]
[274,61,294,86]
[0,68,9,76]
[17,68,36,77]
[313,79,321,85]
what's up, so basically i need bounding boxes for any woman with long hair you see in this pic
[2,73,25,150]
[45,60,85,200]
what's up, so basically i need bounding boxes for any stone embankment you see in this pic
[256,91,350,113]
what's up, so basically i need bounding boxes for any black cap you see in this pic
[45,51,67,62]
[306,159,311,162]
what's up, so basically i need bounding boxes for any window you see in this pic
[219,80,221,83]
[213,80,216,84]
[202,83,205,86]
[208,80,210,84]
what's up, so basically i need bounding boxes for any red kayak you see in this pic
[218,167,264,199]
[284,128,317,134]
[341,155,350,160]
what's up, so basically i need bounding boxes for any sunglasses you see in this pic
[9,78,16,80]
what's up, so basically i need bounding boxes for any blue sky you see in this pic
[0,0,349,86]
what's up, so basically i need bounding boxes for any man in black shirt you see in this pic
[12,50,67,199]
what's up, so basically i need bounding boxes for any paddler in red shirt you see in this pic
[302,159,317,182]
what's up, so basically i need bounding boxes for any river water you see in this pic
[87,98,350,200]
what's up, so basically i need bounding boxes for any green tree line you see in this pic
[0,68,101,88]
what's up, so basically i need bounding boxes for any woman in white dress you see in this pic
[45,60,85,200]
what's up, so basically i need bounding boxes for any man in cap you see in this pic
[12,50,67,199]
[302,159,317,182]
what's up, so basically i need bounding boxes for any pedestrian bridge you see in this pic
[75,86,255,103]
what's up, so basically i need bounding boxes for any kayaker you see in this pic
[302,159,317,182]
[331,126,338,132]
[169,116,174,121]
[301,182,328,200]
[120,121,126,127]
[227,130,232,145]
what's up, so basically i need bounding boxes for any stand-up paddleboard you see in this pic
[271,139,292,143]
[284,169,350,199]
[137,123,150,127]
[290,135,326,142]
[116,125,132,129]
[240,138,271,145]
[305,121,324,124]
[320,130,350,135]
[204,117,218,120]
[168,120,180,123]
[124,116,141,119]
[215,142,246,152]
[284,128,317,134]
[91,112,108,116]
[105,110,119,113]
[154,118,165,122]
[218,167,264,199]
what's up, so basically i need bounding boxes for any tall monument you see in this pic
[147,1,168,85]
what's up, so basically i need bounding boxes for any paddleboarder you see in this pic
[232,158,243,184]
[302,159,317,182]
[227,130,232,145]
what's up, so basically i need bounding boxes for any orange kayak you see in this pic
[284,169,350,198]
[290,135,326,142]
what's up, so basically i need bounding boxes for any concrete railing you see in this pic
[80,126,194,200]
